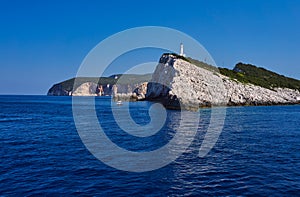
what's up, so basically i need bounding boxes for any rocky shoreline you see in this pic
[47,54,300,110]
[145,54,300,110]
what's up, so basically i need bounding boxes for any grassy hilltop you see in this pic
[219,63,300,91]
[186,56,300,91]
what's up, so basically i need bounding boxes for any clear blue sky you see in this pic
[0,0,299,94]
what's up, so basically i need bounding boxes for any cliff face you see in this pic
[72,82,98,96]
[48,80,147,97]
[113,82,148,101]
[146,54,227,110]
[47,74,152,96]
[223,78,300,105]
[146,54,300,110]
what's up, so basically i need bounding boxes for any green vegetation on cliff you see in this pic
[184,56,300,91]
[186,57,218,72]
[219,63,300,91]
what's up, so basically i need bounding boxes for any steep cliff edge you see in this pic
[145,54,300,110]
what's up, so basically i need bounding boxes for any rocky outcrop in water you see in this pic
[113,82,148,101]
[145,54,300,110]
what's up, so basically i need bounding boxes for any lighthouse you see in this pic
[180,43,186,57]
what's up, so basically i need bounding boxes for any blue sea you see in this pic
[0,95,300,196]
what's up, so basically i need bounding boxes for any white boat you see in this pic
[116,101,123,105]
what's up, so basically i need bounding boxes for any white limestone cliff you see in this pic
[146,54,300,110]
[72,82,98,96]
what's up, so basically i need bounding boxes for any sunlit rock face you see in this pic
[72,82,98,96]
[223,79,300,106]
[146,54,300,110]
[113,82,148,101]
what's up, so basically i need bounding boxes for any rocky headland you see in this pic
[146,54,300,110]
[47,74,151,100]
[47,54,300,110]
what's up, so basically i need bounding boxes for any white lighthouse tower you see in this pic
[179,43,186,57]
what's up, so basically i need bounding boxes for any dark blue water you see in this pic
[1,95,300,196]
